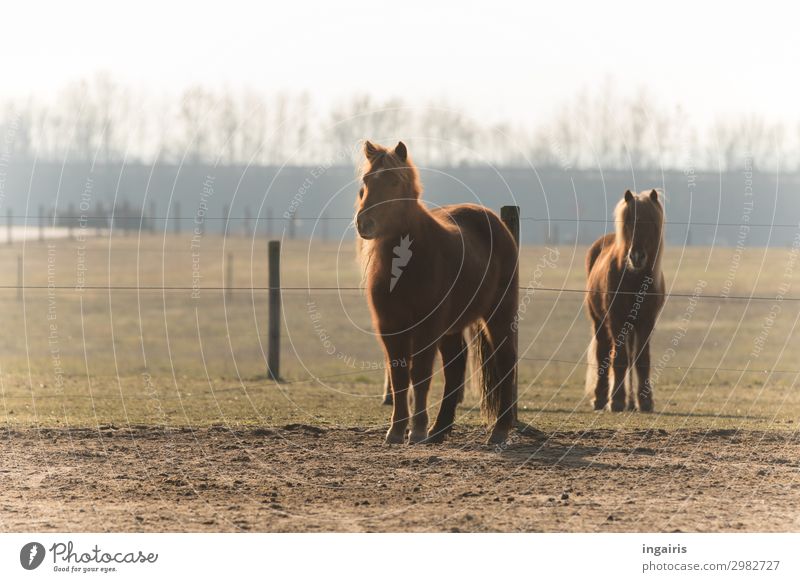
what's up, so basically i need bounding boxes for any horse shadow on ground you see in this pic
[494,428,661,469]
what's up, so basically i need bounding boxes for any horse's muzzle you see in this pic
[626,249,648,272]
[356,214,377,239]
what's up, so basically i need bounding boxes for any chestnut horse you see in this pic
[356,140,518,444]
[585,189,665,412]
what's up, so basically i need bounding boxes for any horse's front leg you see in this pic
[609,325,630,412]
[408,344,437,444]
[383,336,411,444]
[381,368,392,405]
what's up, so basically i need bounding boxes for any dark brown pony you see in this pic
[585,189,665,412]
[356,140,519,444]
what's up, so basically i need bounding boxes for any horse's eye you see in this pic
[358,187,364,199]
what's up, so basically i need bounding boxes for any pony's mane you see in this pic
[355,143,423,283]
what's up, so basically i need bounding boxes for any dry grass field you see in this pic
[1,233,799,531]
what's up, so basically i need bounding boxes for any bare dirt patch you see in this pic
[1,425,799,532]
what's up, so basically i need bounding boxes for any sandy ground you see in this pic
[1,424,799,532]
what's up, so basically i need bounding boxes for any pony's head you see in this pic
[614,189,664,273]
[355,140,422,240]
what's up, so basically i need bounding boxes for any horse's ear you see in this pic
[624,190,634,203]
[649,189,659,201]
[395,141,408,162]
[364,140,380,160]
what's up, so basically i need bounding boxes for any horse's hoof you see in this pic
[592,400,607,411]
[384,429,405,444]
[638,399,654,413]
[408,430,427,445]
[382,394,393,406]
[487,427,510,445]
[626,401,636,411]
[423,427,450,444]
[610,401,626,412]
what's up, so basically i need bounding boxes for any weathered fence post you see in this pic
[226,252,234,302]
[149,200,157,234]
[500,205,520,423]
[244,206,252,238]
[68,203,76,239]
[267,240,281,380]
[174,202,181,235]
[17,255,22,302]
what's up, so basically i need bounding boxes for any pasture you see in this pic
[1,232,799,531]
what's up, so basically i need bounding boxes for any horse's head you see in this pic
[614,189,664,273]
[355,140,421,240]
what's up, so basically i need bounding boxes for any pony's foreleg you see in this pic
[591,323,612,410]
[383,336,411,444]
[633,330,655,412]
[381,368,392,405]
[609,327,629,412]
[427,333,467,443]
[408,345,437,444]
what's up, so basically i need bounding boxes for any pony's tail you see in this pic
[469,323,503,423]
[585,335,598,396]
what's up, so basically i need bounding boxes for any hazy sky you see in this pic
[6,0,799,126]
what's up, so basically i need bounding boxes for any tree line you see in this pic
[0,73,791,172]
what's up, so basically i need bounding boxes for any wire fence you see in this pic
[1,284,800,303]
[4,214,800,228]
[4,208,800,392]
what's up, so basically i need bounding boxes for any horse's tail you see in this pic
[469,322,503,423]
[585,334,598,396]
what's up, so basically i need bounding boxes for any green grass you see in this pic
[1,235,799,431]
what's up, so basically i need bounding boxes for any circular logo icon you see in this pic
[20,542,46,570]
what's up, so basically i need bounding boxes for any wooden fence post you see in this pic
[68,203,75,239]
[267,240,281,380]
[500,205,520,424]
[17,255,22,301]
[226,252,234,302]
[174,201,181,235]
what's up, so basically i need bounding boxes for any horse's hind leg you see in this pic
[485,309,517,445]
[381,368,392,405]
[427,333,467,443]
[408,344,437,444]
